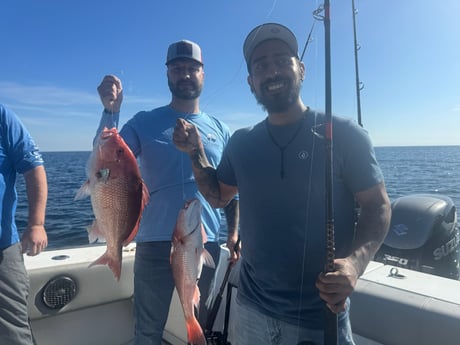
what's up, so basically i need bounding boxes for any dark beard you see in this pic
[168,80,202,100]
[255,78,301,113]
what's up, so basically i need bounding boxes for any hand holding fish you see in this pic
[97,74,123,113]
[315,257,359,314]
[173,118,204,154]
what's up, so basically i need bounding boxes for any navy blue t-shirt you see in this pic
[217,109,383,328]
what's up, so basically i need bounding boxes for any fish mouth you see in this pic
[101,128,116,139]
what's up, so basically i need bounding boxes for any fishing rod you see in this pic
[205,237,241,345]
[351,0,364,127]
[322,0,338,344]
[300,20,316,61]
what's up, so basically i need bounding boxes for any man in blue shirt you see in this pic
[0,104,48,345]
[96,40,238,345]
[173,23,391,345]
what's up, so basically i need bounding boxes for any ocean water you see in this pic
[14,146,460,250]
[16,151,93,249]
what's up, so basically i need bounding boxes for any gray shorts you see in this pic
[0,243,34,345]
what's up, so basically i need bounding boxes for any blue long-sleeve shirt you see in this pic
[95,106,231,242]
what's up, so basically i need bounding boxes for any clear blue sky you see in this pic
[1,0,459,151]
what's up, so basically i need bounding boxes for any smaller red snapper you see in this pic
[170,199,215,345]
[75,127,149,281]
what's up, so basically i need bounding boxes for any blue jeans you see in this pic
[233,299,356,345]
[133,241,220,345]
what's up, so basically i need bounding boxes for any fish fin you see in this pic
[74,180,91,200]
[141,180,149,207]
[122,227,138,246]
[193,285,201,310]
[87,227,98,243]
[201,249,216,269]
[185,316,206,345]
[87,221,106,243]
[88,250,122,281]
[201,224,208,243]
[200,225,215,267]
[169,243,176,264]
[122,181,149,246]
[87,222,99,243]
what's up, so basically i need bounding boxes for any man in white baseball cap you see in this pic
[243,22,299,68]
[172,21,390,345]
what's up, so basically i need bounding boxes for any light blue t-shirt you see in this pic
[0,104,44,249]
[217,109,383,328]
[96,105,231,242]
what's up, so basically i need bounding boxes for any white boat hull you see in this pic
[24,244,460,345]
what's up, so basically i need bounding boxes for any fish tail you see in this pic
[185,316,206,345]
[89,251,121,281]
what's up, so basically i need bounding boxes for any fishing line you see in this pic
[297,1,340,343]
[295,1,329,343]
[180,153,186,202]
[296,110,318,341]
[265,0,278,18]
[180,113,192,202]
[200,0,279,117]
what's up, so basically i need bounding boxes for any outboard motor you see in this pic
[375,194,460,280]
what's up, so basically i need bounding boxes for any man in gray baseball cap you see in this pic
[166,39,203,65]
[95,36,236,345]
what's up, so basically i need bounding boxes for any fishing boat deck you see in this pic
[24,244,460,345]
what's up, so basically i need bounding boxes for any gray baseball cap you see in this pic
[166,40,203,65]
[243,23,298,64]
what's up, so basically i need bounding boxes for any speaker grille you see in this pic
[42,276,77,309]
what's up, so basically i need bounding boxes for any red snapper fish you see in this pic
[75,127,149,281]
[170,199,215,345]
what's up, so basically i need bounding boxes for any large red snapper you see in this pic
[75,127,149,281]
[170,199,215,345]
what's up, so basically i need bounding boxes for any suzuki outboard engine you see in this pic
[375,194,460,280]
